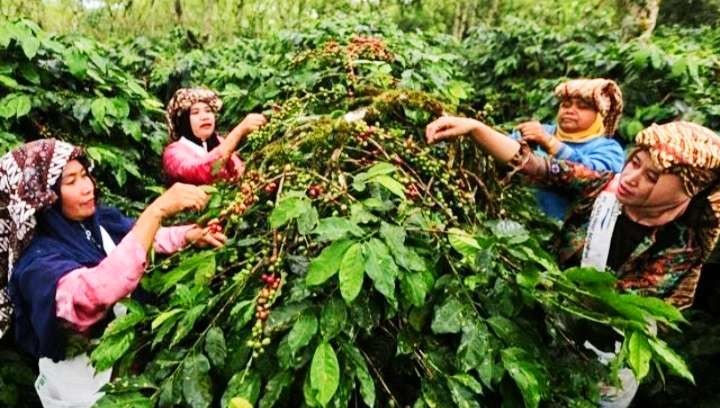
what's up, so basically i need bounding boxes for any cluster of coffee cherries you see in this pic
[219,181,259,221]
[244,98,304,151]
[345,35,394,62]
[247,271,281,358]
[405,182,422,200]
[306,183,326,199]
[355,125,377,145]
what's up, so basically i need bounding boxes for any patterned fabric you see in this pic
[165,88,223,142]
[554,78,624,135]
[0,139,82,338]
[507,138,720,309]
[634,122,720,196]
[635,122,720,260]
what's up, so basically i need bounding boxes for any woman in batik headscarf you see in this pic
[163,87,267,185]
[510,78,626,219]
[0,139,226,407]
[426,117,720,406]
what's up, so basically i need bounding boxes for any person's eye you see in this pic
[647,172,659,183]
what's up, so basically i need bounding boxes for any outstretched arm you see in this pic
[426,116,520,163]
[425,116,613,195]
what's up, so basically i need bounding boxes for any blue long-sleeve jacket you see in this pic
[510,123,625,220]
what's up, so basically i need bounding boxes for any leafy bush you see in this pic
[1,15,716,408]
[86,31,692,408]
[0,19,167,203]
[462,20,720,141]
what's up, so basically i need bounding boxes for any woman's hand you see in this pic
[517,121,553,147]
[184,223,227,248]
[222,114,268,158]
[425,116,482,144]
[235,113,268,137]
[150,183,211,219]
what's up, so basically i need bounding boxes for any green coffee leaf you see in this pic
[182,354,212,408]
[431,297,465,334]
[270,196,314,229]
[306,239,354,286]
[565,267,616,287]
[340,341,375,407]
[447,228,482,260]
[312,217,365,241]
[221,371,261,408]
[501,348,545,408]
[363,238,398,303]
[320,296,347,340]
[204,327,227,368]
[93,391,153,408]
[648,337,694,383]
[374,175,406,199]
[287,311,318,354]
[339,242,365,302]
[310,342,340,407]
[628,331,652,381]
[91,330,134,371]
[259,371,293,408]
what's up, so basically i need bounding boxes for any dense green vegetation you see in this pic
[1,1,720,407]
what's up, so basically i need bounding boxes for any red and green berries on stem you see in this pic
[248,271,282,358]
[306,183,325,199]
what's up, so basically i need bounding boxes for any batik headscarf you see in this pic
[165,87,223,142]
[0,139,82,338]
[633,121,720,255]
[554,78,624,136]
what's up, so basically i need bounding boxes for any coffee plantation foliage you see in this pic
[1,14,720,408]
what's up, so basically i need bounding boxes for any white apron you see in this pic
[579,175,640,407]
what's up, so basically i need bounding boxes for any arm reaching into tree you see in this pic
[426,116,613,195]
[426,116,521,163]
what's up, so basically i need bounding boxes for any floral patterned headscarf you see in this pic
[165,88,223,142]
[0,139,83,338]
[634,121,720,255]
[634,122,720,196]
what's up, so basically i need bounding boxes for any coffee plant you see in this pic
[1,13,719,408]
[89,39,691,408]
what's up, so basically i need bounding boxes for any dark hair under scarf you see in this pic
[174,109,221,151]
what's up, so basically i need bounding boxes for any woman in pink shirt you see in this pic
[162,87,267,185]
[0,139,226,406]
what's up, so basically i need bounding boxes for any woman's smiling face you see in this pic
[59,159,96,221]
[189,102,216,141]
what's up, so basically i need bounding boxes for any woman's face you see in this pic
[557,97,598,133]
[60,160,96,221]
[189,102,216,141]
[617,150,689,208]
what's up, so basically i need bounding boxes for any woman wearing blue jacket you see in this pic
[511,78,625,220]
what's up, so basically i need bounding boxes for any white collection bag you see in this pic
[35,354,112,408]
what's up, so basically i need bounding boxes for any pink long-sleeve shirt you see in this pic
[55,225,193,332]
[162,137,244,185]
